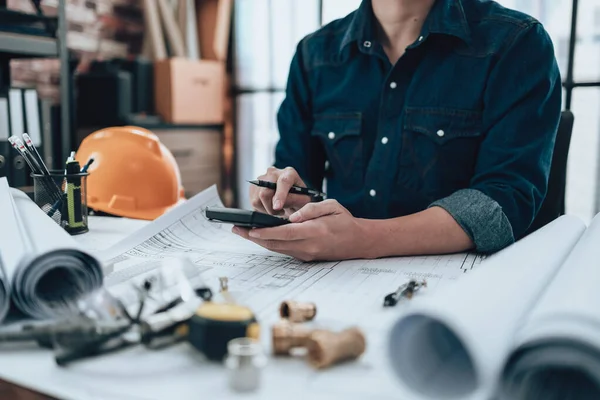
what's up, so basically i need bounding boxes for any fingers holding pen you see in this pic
[273,168,300,212]
[250,166,310,216]
[258,187,276,215]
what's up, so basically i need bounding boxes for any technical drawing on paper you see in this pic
[99,185,484,324]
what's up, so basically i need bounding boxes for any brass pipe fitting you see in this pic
[279,301,317,323]
[271,320,311,355]
[306,327,366,369]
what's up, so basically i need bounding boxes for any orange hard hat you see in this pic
[75,126,185,220]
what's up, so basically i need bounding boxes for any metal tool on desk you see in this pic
[0,260,258,366]
[139,278,258,360]
[53,321,136,366]
[0,319,132,350]
[135,262,258,360]
[140,285,212,349]
[383,279,427,307]
[0,279,146,366]
[54,275,169,366]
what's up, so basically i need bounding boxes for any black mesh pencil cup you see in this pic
[32,170,89,235]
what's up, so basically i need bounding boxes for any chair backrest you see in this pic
[526,110,575,235]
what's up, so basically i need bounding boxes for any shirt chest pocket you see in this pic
[398,107,483,197]
[311,112,364,186]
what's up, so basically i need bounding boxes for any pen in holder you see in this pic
[32,170,89,235]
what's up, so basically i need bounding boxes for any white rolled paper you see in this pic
[0,178,103,321]
[388,215,586,400]
[500,213,600,400]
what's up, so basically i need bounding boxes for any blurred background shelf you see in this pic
[0,32,57,58]
[0,0,72,193]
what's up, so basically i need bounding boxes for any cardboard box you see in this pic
[154,0,232,124]
[155,59,225,124]
[153,127,223,197]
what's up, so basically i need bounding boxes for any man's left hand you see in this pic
[232,200,373,261]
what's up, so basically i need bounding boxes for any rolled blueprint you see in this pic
[387,215,586,400]
[499,213,600,400]
[0,178,103,320]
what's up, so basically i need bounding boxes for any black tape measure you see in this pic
[187,285,259,361]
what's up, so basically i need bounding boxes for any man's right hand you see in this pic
[250,167,312,216]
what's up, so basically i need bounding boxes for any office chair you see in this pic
[526,110,575,235]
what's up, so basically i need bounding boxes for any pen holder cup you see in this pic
[32,171,90,235]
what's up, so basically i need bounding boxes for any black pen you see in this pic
[80,158,95,173]
[248,179,326,198]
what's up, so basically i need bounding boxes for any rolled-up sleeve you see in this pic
[430,22,562,253]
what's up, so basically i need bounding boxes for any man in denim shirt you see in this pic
[234,0,562,261]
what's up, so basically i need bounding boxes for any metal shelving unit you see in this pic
[0,32,58,58]
[0,0,72,181]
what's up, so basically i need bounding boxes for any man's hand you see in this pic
[250,167,312,217]
[233,200,373,261]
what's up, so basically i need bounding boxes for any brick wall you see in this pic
[8,0,144,103]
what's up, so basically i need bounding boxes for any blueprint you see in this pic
[98,186,483,327]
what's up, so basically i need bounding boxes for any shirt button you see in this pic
[328,132,335,140]
[381,137,389,144]
[369,189,377,197]
[437,129,445,137]
[390,82,397,89]
[363,41,372,48]
[418,36,424,42]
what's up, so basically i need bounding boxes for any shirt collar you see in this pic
[427,0,471,44]
[339,0,374,53]
[338,0,471,55]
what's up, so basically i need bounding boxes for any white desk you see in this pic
[0,216,409,400]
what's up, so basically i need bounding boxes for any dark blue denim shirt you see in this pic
[274,0,562,253]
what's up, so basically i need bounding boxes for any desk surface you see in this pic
[0,216,410,400]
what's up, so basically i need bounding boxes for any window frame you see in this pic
[230,0,596,213]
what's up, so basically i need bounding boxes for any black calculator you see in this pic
[205,207,290,228]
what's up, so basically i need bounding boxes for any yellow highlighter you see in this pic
[65,159,87,234]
